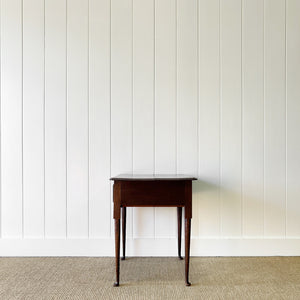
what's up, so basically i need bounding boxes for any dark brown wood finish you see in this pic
[111,174,196,286]
[177,207,183,260]
[185,218,191,286]
[121,207,126,260]
[113,219,120,287]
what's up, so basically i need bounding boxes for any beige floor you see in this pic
[0,257,299,299]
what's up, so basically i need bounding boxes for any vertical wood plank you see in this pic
[0,0,23,238]
[111,0,133,237]
[23,0,44,238]
[132,0,155,238]
[220,0,242,236]
[44,0,67,238]
[264,0,286,236]
[177,0,198,237]
[89,0,111,238]
[286,0,300,237]
[67,0,89,237]
[242,0,264,236]
[198,0,220,237]
[155,0,176,238]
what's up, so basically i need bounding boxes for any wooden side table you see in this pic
[110,174,197,286]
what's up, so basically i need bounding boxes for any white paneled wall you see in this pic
[0,0,299,256]
[44,0,67,238]
[242,0,264,237]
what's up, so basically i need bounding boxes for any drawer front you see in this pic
[120,180,186,207]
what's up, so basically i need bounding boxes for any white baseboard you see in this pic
[0,238,299,256]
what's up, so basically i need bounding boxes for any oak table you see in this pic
[110,174,197,286]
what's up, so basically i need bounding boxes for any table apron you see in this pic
[119,181,186,207]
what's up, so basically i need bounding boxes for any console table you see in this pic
[110,174,197,286]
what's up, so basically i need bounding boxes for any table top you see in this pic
[110,174,197,181]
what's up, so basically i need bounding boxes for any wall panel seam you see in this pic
[153,0,156,238]
[65,0,68,239]
[43,0,46,238]
[241,0,244,238]
[87,0,90,239]
[0,0,2,239]
[109,0,112,238]
[197,0,199,181]
[285,0,287,238]
[132,0,134,174]
[197,0,200,236]
[131,0,134,238]
[219,0,222,237]
[263,0,265,238]
[21,0,24,239]
[175,0,178,175]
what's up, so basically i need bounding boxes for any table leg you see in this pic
[185,218,191,286]
[114,219,120,287]
[177,207,183,260]
[122,207,126,260]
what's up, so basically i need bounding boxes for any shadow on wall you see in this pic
[193,180,217,193]
[192,179,288,237]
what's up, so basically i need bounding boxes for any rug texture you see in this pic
[0,257,299,299]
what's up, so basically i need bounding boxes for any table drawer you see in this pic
[120,180,186,206]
